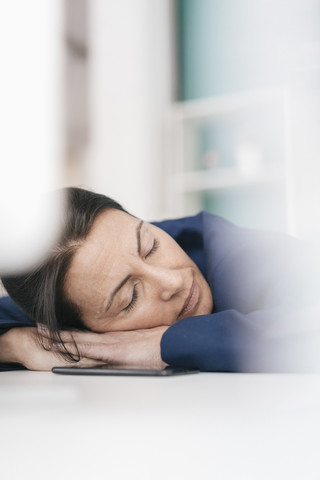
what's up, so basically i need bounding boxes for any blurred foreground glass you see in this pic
[0,0,63,274]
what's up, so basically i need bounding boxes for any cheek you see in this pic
[114,303,171,331]
[139,301,177,328]
[169,241,197,269]
[134,302,165,328]
[198,279,214,314]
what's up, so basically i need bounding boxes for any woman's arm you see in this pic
[0,296,45,370]
[0,326,110,371]
[161,311,262,372]
[39,326,169,370]
[161,306,320,373]
[0,328,22,364]
[0,296,35,370]
[0,296,167,371]
[0,327,52,368]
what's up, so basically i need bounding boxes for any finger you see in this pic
[58,340,117,363]
[69,357,108,368]
[37,327,77,344]
[55,330,113,345]
[51,354,108,369]
[48,342,109,367]
[47,329,105,345]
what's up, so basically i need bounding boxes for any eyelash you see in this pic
[124,285,138,312]
[145,238,159,259]
[124,238,160,313]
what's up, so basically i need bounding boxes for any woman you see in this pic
[0,187,319,372]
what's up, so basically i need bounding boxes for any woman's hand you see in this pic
[0,325,169,371]
[39,326,169,370]
[0,327,106,371]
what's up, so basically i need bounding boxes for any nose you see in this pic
[147,265,185,301]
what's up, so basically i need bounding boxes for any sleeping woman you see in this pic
[1,187,319,372]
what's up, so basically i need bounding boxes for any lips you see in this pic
[177,278,199,320]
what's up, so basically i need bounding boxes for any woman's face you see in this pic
[65,209,214,332]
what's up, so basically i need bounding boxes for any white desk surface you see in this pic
[1,371,320,480]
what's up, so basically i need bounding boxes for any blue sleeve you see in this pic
[160,306,320,373]
[161,311,249,372]
[0,296,33,371]
[0,296,34,333]
[159,212,320,372]
[161,310,267,372]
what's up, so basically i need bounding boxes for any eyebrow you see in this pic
[104,220,144,313]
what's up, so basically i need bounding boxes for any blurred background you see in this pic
[1,0,320,271]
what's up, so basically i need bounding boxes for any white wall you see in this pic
[86,0,175,220]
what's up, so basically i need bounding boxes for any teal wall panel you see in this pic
[177,0,320,100]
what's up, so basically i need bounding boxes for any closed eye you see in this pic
[145,238,159,259]
[123,284,138,313]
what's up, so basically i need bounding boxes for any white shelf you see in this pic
[169,87,285,121]
[174,165,283,193]
[164,88,290,226]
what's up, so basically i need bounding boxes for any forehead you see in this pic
[88,208,135,243]
[65,209,137,300]
[80,208,137,256]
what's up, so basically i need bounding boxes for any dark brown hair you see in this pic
[1,187,126,360]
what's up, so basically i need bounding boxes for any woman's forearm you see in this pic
[0,328,24,364]
[0,326,118,371]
